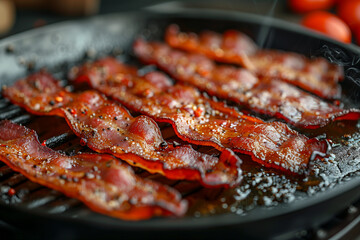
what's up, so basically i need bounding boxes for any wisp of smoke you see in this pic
[317,45,360,67]
[317,45,360,96]
[256,0,278,48]
[344,68,360,87]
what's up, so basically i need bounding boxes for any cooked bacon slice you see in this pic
[165,24,343,99]
[0,120,187,220]
[133,40,360,129]
[70,58,329,174]
[2,72,242,188]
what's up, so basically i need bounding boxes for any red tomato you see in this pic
[288,0,336,13]
[337,0,360,29]
[301,11,352,43]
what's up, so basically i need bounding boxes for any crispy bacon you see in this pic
[133,40,360,129]
[70,58,329,174]
[0,120,187,220]
[165,24,343,99]
[2,72,242,188]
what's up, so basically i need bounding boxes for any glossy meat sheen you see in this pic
[0,120,187,220]
[3,72,242,188]
[165,24,343,99]
[70,58,329,174]
[133,40,360,129]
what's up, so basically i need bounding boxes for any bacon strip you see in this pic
[133,40,360,129]
[2,72,242,188]
[165,24,343,99]
[0,120,187,220]
[70,58,328,174]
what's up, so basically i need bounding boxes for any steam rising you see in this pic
[318,45,359,66]
[256,0,278,48]
[318,45,360,93]
[345,68,360,87]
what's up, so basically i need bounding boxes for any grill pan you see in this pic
[1,8,360,239]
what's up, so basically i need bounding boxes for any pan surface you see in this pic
[1,8,360,239]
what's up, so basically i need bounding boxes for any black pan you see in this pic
[1,8,360,240]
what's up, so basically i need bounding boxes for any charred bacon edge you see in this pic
[2,73,242,188]
[133,39,360,129]
[70,58,329,175]
[0,120,187,220]
[165,24,343,100]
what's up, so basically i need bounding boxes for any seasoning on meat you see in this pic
[165,24,343,99]
[70,58,329,174]
[0,120,187,220]
[2,72,242,188]
[133,40,360,129]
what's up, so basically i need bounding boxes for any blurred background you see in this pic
[0,0,299,37]
[1,0,356,45]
